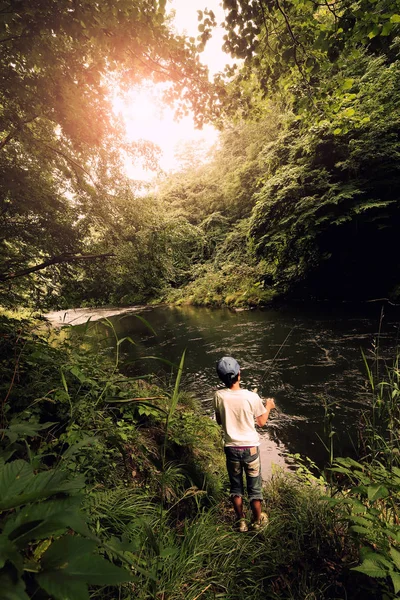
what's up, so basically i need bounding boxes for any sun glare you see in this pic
[112,84,218,181]
[110,0,231,182]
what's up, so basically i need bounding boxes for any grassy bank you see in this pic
[1,314,399,599]
[166,263,277,309]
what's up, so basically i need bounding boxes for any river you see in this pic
[46,303,400,478]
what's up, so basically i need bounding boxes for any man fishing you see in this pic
[213,356,276,532]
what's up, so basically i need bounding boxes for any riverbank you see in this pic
[44,305,149,326]
[165,264,277,308]
[0,312,373,599]
[2,312,400,598]
[42,304,289,479]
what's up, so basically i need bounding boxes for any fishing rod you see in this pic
[253,326,297,415]
[261,325,296,385]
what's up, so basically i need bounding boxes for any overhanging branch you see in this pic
[0,253,115,283]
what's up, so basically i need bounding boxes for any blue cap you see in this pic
[216,356,240,384]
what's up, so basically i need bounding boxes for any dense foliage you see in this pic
[0,314,225,599]
[3,1,400,307]
[0,0,213,307]
[175,0,400,304]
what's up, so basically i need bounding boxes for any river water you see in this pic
[47,303,400,477]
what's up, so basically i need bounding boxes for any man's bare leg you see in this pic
[250,499,262,522]
[232,495,245,519]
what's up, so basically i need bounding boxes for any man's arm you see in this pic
[213,392,222,425]
[256,398,276,427]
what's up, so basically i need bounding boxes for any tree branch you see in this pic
[0,253,115,282]
[0,115,39,151]
[34,140,95,182]
[274,0,314,102]
[0,130,14,151]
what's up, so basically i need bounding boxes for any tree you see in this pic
[0,0,212,304]
[250,50,400,300]
[219,0,400,89]
[197,0,400,301]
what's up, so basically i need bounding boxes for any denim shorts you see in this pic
[224,446,263,502]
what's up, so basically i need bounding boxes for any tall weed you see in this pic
[328,351,400,599]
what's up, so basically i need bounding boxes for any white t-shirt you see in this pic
[213,388,266,447]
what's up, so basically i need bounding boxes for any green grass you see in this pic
[82,466,365,600]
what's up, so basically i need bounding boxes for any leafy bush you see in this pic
[330,458,400,599]
[0,456,134,600]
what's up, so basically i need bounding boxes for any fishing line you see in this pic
[253,325,297,420]
[260,325,296,386]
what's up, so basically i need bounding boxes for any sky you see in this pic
[170,0,231,77]
[112,0,232,180]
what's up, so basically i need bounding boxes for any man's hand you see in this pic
[264,397,276,410]
[256,398,276,427]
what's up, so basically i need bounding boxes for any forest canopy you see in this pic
[0,0,214,305]
[1,0,400,308]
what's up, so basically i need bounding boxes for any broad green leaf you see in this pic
[5,421,56,443]
[367,484,389,502]
[0,449,16,463]
[360,549,389,563]
[342,78,354,90]
[390,14,400,23]
[352,559,388,578]
[367,25,380,39]
[0,572,30,600]
[381,22,392,36]
[389,546,400,570]
[37,572,89,600]
[360,553,392,569]
[0,460,33,504]
[41,537,133,585]
[0,535,23,572]
[4,497,90,545]
[343,108,355,118]
[42,536,97,569]
[63,554,134,584]
[0,467,85,510]
[390,571,400,594]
